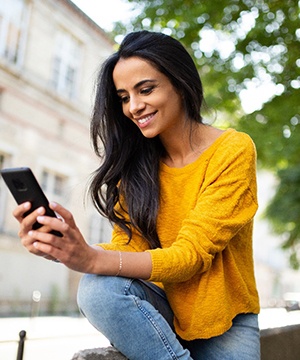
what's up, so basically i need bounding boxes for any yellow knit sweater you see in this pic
[99,128,260,340]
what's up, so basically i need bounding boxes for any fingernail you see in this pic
[24,202,30,209]
[33,242,38,248]
[37,216,44,222]
[28,231,33,236]
[37,207,44,214]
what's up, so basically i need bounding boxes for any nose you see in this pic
[129,95,145,116]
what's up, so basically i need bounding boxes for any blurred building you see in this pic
[0,0,114,315]
[254,170,300,308]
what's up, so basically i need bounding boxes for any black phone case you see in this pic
[0,167,62,236]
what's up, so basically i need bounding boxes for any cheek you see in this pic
[121,103,130,117]
[122,106,135,124]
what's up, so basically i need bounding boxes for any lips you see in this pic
[136,112,157,126]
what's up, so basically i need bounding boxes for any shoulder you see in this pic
[204,126,255,150]
[215,128,256,156]
[204,128,257,176]
[222,128,254,145]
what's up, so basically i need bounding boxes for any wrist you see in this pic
[88,245,106,274]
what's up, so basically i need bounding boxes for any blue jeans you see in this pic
[77,275,260,360]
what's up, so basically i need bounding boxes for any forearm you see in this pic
[91,246,152,279]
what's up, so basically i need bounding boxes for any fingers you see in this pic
[13,202,31,222]
[32,233,60,254]
[13,202,69,237]
[21,231,50,258]
[26,230,63,261]
[27,210,71,258]
[14,201,85,267]
[13,202,59,257]
[49,202,77,227]
[35,214,70,236]
[13,204,46,238]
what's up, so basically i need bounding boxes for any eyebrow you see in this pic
[116,79,157,94]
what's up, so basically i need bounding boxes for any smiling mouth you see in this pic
[137,112,156,124]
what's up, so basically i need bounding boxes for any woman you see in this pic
[14,31,260,359]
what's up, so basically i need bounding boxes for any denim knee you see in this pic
[77,275,192,360]
[77,274,95,316]
[77,274,121,318]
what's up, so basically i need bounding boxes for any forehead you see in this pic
[112,57,163,88]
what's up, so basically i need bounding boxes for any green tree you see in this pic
[114,0,300,267]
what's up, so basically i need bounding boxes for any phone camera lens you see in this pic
[12,179,28,192]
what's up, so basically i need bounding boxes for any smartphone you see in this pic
[0,167,62,237]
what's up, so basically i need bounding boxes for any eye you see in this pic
[119,95,129,104]
[140,86,155,95]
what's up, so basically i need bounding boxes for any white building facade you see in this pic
[0,0,114,315]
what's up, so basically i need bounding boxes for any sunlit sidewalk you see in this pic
[0,316,110,360]
[258,308,300,329]
[1,309,300,360]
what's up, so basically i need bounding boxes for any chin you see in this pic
[140,129,158,139]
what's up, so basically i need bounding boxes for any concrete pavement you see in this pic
[1,309,300,360]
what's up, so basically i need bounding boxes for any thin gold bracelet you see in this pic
[115,251,123,277]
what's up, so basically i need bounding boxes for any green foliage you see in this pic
[114,0,300,267]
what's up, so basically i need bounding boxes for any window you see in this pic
[0,0,28,65]
[51,32,82,99]
[89,211,110,244]
[40,169,67,202]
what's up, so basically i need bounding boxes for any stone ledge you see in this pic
[260,324,300,360]
[71,346,127,360]
[72,324,300,360]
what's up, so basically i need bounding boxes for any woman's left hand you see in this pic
[28,202,100,273]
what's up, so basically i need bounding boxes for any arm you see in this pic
[13,132,256,282]
[13,201,152,278]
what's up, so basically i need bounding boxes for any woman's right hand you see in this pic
[12,202,56,260]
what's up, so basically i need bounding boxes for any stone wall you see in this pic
[260,324,300,360]
[72,325,300,360]
[72,346,127,360]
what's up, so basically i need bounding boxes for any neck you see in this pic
[160,123,208,168]
[160,123,224,168]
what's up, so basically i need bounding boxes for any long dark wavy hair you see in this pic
[89,30,204,249]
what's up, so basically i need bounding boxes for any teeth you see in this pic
[138,115,152,124]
